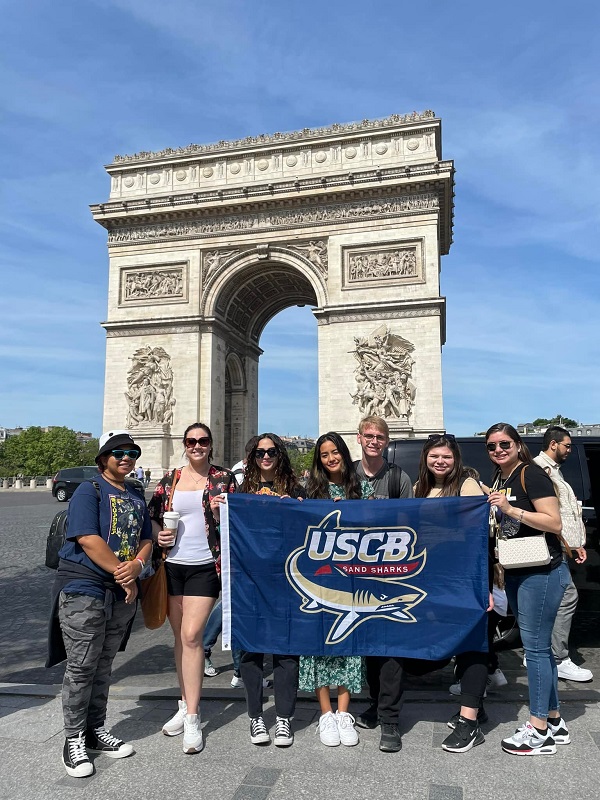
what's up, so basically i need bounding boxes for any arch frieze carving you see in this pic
[107,192,438,245]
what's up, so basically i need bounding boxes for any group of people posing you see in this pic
[48,416,585,778]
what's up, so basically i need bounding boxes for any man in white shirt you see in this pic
[534,426,592,682]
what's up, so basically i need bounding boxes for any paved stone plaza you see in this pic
[2,492,600,799]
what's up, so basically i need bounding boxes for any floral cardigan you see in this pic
[148,464,236,574]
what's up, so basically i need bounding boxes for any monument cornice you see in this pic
[98,184,453,255]
[91,161,454,223]
[313,297,446,341]
[108,111,438,166]
[101,316,203,336]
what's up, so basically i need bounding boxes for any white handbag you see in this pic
[496,534,551,570]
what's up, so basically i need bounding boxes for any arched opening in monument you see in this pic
[258,305,318,435]
[214,259,319,462]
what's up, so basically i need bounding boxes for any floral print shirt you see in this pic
[148,464,235,574]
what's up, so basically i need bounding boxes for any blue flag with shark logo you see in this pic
[221,494,490,658]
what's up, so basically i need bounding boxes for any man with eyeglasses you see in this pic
[533,426,592,682]
[353,415,413,752]
[354,415,413,501]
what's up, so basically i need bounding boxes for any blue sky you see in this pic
[1,1,599,437]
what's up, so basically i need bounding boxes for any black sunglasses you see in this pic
[111,449,140,460]
[486,440,513,452]
[185,436,211,448]
[427,433,456,443]
[255,447,278,459]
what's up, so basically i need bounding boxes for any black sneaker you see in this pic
[356,703,379,729]
[249,715,271,745]
[442,717,484,753]
[274,716,293,747]
[379,722,402,752]
[447,705,488,729]
[63,732,94,778]
[86,726,134,758]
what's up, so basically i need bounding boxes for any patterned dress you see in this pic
[298,480,372,693]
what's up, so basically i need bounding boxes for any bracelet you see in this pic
[135,557,145,570]
[519,509,525,523]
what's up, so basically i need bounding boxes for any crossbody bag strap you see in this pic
[165,468,181,512]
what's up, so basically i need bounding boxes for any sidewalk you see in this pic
[1,637,599,800]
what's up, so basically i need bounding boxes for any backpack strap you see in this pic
[519,464,573,558]
[387,463,403,499]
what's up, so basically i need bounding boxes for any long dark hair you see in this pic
[183,421,213,461]
[241,433,300,496]
[485,422,533,479]
[414,435,465,498]
[306,432,362,499]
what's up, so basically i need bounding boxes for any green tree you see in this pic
[533,415,578,428]
[0,427,99,476]
[79,438,100,465]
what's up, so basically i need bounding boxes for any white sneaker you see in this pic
[547,717,571,745]
[204,657,218,677]
[162,700,187,736]
[501,721,556,756]
[231,674,244,688]
[335,711,359,746]
[556,657,593,682]
[183,714,204,754]
[317,711,340,746]
[487,668,508,691]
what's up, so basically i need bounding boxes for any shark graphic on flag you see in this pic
[285,510,427,644]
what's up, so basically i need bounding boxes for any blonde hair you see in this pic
[358,416,390,437]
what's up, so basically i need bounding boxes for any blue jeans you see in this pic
[203,598,241,673]
[505,561,569,719]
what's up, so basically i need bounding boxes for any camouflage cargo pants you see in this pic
[58,591,135,737]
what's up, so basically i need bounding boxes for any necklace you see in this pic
[500,464,521,489]
[186,466,207,486]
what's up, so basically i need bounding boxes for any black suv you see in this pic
[52,466,145,501]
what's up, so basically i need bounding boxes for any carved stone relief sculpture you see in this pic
[122,266,185,302]
[350,325,416,422]
[125,346,176,428]
[344,241,422,287]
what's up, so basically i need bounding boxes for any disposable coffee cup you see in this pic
[163,511,180,530]
[162,511,180,547]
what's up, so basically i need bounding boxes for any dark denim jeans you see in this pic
[505,561,570,719]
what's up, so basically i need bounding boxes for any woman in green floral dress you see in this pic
[299,432,373,747]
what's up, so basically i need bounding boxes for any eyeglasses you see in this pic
[558,442,572,450]
[111,449,140,460]
[427,433,456,443]
[184,436,211,448]
[255,447,278,459]
[486,440,513,452]
[361,433,387,443]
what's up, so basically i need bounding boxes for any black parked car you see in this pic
[385,435,600,642]
[51,466,145,501]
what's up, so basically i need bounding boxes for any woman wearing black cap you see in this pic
[48,430,153,778]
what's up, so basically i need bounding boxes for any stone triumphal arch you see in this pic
[91,111,454,473]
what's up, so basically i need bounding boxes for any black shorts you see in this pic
[165,562,220,598]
